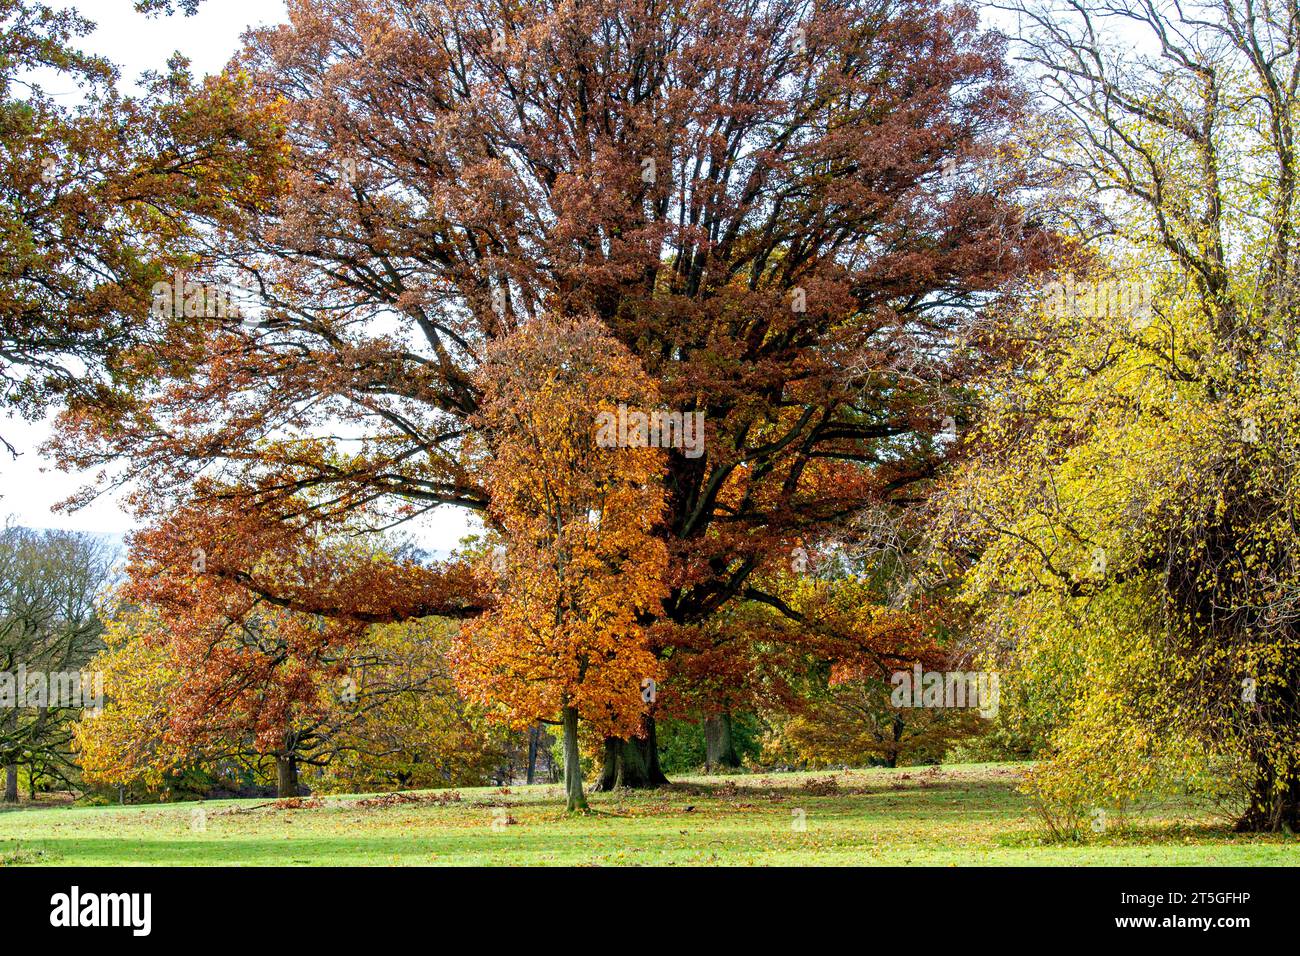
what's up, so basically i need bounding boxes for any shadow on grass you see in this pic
[660,773,1023,804]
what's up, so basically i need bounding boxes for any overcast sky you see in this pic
[3,0,475,553]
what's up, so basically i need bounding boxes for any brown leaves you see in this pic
[116,494,492,759]
[353,791,462,809]
[45,0,1062,765]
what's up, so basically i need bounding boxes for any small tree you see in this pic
[76,608,503,797]
[120,515,485,797]
[452,318,667,811]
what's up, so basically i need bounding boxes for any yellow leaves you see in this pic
[74,608,191,789]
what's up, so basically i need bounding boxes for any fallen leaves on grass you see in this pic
[211,797,323,815]
[801,776,841,796]
[273,798,324,810]
[353,791,462,809]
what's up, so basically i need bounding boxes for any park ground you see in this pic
[0,763,1294,866]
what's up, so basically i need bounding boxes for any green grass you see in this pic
[0,763,1294,866]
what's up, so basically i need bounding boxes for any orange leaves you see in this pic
[452,317,667,737]
[119,493,493,757]
[39,0,1063,774]
[128,488,490,623]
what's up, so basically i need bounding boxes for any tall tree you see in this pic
[943,0,1300,833]
[0,525,111,800]
[55,0,1057,779]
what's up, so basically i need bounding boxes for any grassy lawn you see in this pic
[0,763,1294,866]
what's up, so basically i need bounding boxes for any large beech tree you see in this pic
[57,0,1057,782]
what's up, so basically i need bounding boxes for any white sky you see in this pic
[2,0,477,554]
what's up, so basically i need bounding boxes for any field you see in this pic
[0,763,1294,866]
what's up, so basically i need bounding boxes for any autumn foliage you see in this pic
[15,0,1068,808]
[451,317,667,808]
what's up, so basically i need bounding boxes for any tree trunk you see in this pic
[704,712,740,770]
[561,705,587,812]
[1234,677,1300,832]
[593,714,669,790]
[276,753,299,798]
[526,723,540,786]
[884,714,904,769]
[1235,755,1300,832]
[2,709,16,803]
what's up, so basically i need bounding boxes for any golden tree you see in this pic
[943,0,1300,833]
[452,318,667,811]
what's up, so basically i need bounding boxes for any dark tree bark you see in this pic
[593,714,669,790]
[704,712,740,770]
[275,753,299,798]
[883,714,905,769]
[1235,745,1300,833]
[561,705,587,811]
[526,723,541,785]
[1235,782,1300,833]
